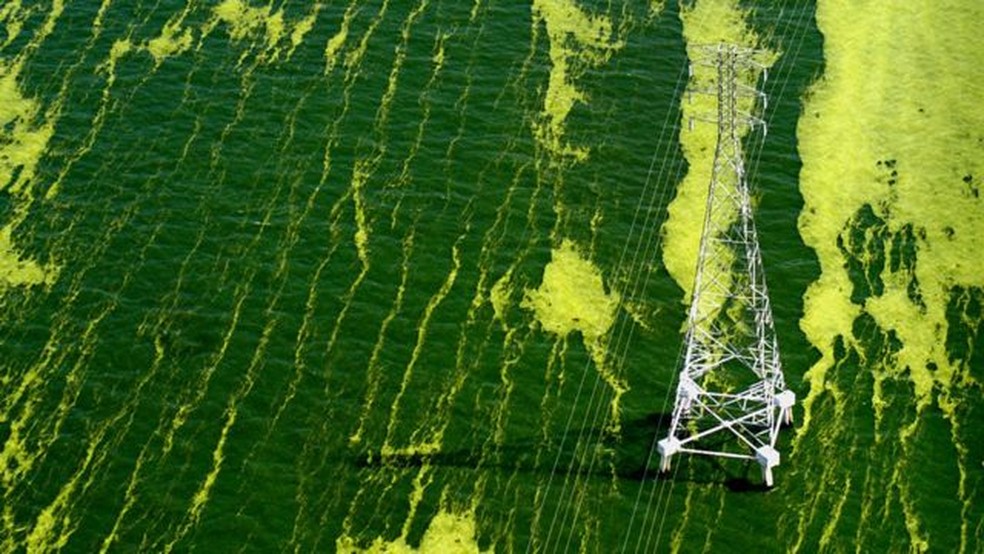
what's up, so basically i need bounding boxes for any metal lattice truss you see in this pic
[658,44,795,487]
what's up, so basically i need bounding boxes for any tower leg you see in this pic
[755,445,780,488]
[774,390,796,427]
[761,465,774,488]
[657,437,680,473]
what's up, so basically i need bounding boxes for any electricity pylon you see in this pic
[657,44,795,487]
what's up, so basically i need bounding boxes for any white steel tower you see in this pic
[657,44,795,487]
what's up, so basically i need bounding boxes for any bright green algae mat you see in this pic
[0,1,981,552]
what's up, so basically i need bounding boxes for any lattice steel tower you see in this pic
[657,44,795,487]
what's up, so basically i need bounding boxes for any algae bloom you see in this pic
[523,240,619,344]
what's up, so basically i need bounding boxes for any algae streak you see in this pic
[531,0,622,162]
[336,508,488,554]
[523,240,626,429]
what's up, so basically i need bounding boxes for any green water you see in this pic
[0,1,980,552]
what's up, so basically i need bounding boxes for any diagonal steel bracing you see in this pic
[658,44,794,487]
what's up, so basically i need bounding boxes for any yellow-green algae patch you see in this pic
[286,10,318,59]
[531,0,622,161]
[798,0,984,418]
[336,508,488,553]
[490,269,513,325]
[138,2,319,68]
[206,0,320,62]
[0,226,55,290]
[212,0,284,43]
[648,1,667,19]
[523,240,618,345]
[797,0,984,549]
[661,0,773,303]
[0,59,59,289]
[523,240,627,429]
[324,5,356,74]
[0,61,55,198]
[0,2,27,50]
[146,16,194,65]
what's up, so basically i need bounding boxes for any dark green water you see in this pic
[0,1,980,552]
